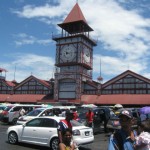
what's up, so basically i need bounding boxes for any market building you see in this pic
[0,3,150,106]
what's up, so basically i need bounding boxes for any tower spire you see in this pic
[97,58,103,83]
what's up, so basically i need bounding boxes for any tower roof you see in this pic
[58,3,93,34]
[63,3,87,23]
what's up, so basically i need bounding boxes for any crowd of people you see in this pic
[108,108,150,150]
[55,104,150,150]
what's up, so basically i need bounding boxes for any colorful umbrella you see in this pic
[140,106,150,115]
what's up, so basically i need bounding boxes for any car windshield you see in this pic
[26,108,44,116]
[4,106,13,111]
[78,112,86,119]
[71,120,83,126]
[0,106,6,110]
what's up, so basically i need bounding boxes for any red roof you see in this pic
[0,94,46,103]
[64,3,87,23]
[38,79,50,87]
[81,94,150,105]
[0,68,8,72]
[6,81,16,87]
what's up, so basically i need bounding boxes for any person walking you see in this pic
[86,108,94,127]
[57,110,74,143]
[59,128,76,150]
[72,108,78,120]
[108,109,137,150]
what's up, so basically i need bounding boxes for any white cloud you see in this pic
[2,53,55,82]
[13,33,52,46]
[10,0,150,81]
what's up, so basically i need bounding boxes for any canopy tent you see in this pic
[81,104,97,108]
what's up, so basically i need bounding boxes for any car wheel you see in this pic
[12,118,18,125]
[8,131,18,144]
[50,137,59,150]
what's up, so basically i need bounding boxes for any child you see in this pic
[135,120,150,150]
[59,128,75,150]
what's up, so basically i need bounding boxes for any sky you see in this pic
[1,0,150,83]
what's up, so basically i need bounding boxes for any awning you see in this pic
[81,94,150,105]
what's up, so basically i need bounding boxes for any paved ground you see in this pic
[0,122,110,150]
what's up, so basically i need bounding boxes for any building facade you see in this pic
[0,3,150,105]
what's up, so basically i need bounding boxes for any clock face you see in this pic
[61,45,76,62]
[83,48,90,63]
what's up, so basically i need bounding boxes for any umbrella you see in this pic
[82,104,97,108]
[140,106,150,115]
[114,104,123,108]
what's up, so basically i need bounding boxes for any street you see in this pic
[0,122,110,150]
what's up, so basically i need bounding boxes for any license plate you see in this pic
[85,131,89,136]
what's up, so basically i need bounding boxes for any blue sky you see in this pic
[1,0,150,83]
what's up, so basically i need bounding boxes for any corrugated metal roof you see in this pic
[0,94,45,103]
[81,94,150,105]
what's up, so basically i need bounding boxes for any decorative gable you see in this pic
[102,70,150,95]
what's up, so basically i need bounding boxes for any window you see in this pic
[41,118,58,128]
[11,106,21,112]
[26,118,42,127]
[104,85,112,90]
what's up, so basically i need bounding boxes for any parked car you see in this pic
[1,104,43,125]
[17,107,54,125]
[7,116,94,150]
[17,106,75,125]
[107,108,141,132]
[0,105,7,120]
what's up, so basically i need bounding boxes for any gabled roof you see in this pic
[6,81,16,87]
[14,75,52,90]
[63,3,87,23]
[0,79,15,87]
[102,70,150,88]
[0,68,8,72]
[84,80,98,88]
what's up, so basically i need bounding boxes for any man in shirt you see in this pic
[108,109,137,150]
[57,110,74,143]
[86,108,94,127]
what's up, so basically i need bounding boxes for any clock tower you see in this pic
[52,3,96,101]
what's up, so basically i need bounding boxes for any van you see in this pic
[1,104,43,125]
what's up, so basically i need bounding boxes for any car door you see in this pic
[21,118,43,143]
[36,118,58,144]
[9,106,21,122]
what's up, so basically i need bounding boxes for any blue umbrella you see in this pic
[140,106,150,115]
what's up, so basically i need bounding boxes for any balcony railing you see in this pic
[0,76,5,80]
[52,33,97,45]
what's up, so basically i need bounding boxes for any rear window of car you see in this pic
[26,108,45,116]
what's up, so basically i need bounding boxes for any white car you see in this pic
[7,116,94,150]
[17,108,50,125]
[17,106,74,125]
